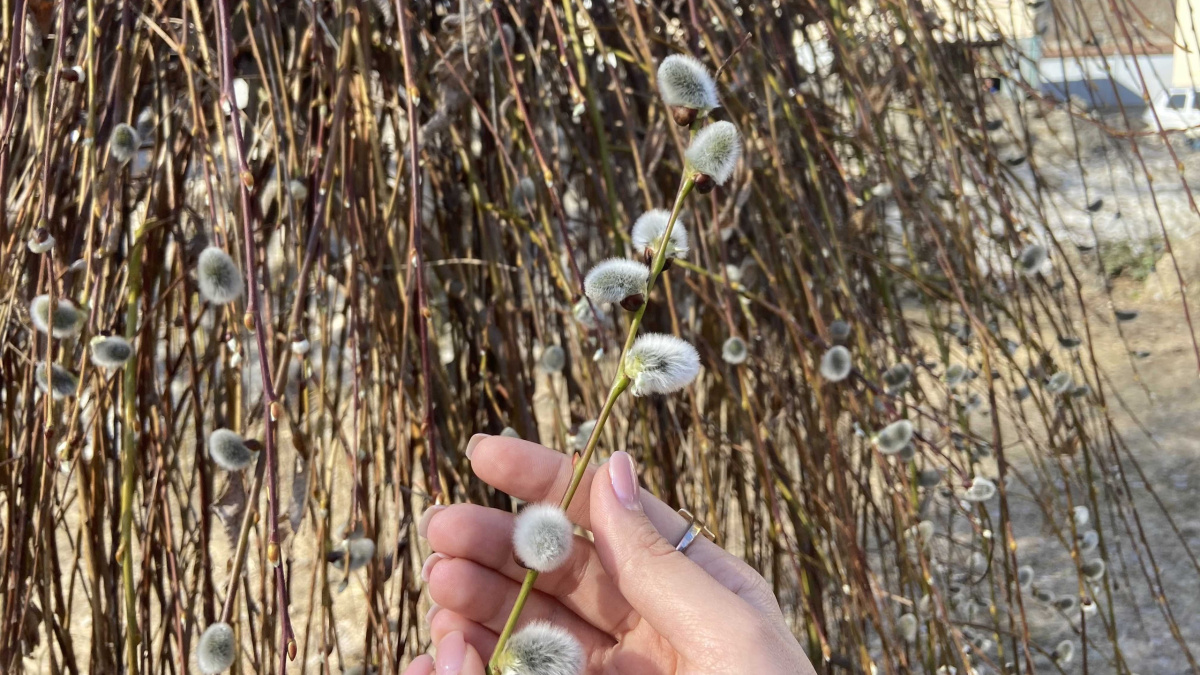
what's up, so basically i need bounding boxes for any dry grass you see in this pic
[3,0,1200,673]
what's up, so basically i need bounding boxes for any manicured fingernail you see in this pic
[610,451,641,511]
[425,603,441,624]
[436,630,466,675]
[421,553,447,582]
[464,433,489,460]
[418,505,446,539]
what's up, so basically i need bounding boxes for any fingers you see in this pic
[588,451,764,649]
[429,611,498,660]
[434,631,487,675]
[403,654,433,675]
[467,434,596,526]
[425,555,616,654]
[465,434,780,614]
[423,503,636,636]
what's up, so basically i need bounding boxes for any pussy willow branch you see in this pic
[394,0,441,502]
[213,0,294,666]
[488,173,696,669]
[118,224,148,674]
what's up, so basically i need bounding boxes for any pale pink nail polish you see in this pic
[417,505,446,539]
[425,603,441,624]
[421,553,447,582]
[464,433,489,460]
[610,451,641,511]
[436,631,466,674]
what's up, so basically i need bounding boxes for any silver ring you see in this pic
[675,520,704,554]
[674,508,715,554]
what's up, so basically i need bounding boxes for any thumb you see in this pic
[589,451,751,644]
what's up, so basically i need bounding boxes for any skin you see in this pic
[402,435,817,675]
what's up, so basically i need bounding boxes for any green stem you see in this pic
[487,174,695,671]
[119,228,147,674]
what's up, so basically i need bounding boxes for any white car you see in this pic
[1143,88,1200,131]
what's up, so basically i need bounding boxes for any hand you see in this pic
[402,435,816,675]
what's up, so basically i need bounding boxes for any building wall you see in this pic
[1174,0,1200,87]
[1040,53,1174,108]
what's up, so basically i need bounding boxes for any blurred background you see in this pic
[3,0,1200,673]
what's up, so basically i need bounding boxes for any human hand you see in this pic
[402,435,816,675]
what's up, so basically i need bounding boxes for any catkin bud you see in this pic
[721,336,748,365]
[27,227,55,254]
[495,621,585,675]
[656,55,720,125]
[1016,243,1048,276]
[110,123,140,164]
[896,613,918,643]
[207,429,256,471]
[196,246,244,305]
[327,538,375,572]
[1081,559,1105,581]
[584,258,650,309]
[197,622,237,674]
[29,295,84,338]
[539,345,566,373]
[512,504,574,573]
[624,333,701,396]
[963,476,997,502]
[685,121,741,190]
[631,210,689,262]
[1017,565,1034,587]
[1046,371,1072,395]
[874,419,913,455]
[35,363,79,400]
[90,335,134,369]
[1053,640,1075,666]
[819,346,852,382]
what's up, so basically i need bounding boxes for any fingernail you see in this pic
[464,433,489,460]
[421,552,447,582]
[425,603,441,624]
[418,505,446,539]
[610,451,641,511]
[436,630,466,675]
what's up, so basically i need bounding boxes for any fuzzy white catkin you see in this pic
[110,123,141,164]
[36,363,78,400]
[540,345,566,373]
[570,420,597,451]
[944,363,966,386]
[1081,559,1105,580]
[572,298,605,329]
[1053,640,1075,665]
[624,333,701,396]
[1073,505,1089,526]
[631,209,689,258]
[963,476,996,502]
[874,419,913,455]
[197,622,237,674]
[819,346,852,382]
[1016,243,1047,276]
[334,538,376,572]
[721,336,748,365]
[90,336,134,368]
[512,504,574,573]
[583,258,649,305]
[1018,565,1034,586]
[499,621,585,675]
[685,121,741,186]
[1047,371,1072,395]
[29,295,84,338]
[28,232,55,254]
[208,429,254,471]
[896,613,918,643]
[1079,529,1099,553]
[656,54,719,112]
[197,247,244,305]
